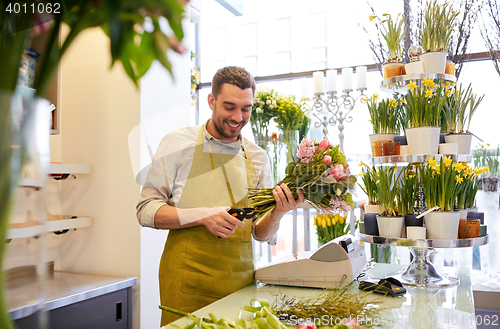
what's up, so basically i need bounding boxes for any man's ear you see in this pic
[208,93,215,110]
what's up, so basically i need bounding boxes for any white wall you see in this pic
[139,20,194,329]
[53,27,141,328]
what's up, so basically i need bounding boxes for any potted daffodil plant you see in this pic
[419,156,463,239]
[369,12,406,79]
[419,0,459,73]
[375,165,405,238]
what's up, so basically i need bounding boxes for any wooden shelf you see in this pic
[7,216,92,240]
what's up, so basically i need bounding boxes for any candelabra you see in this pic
[306,67,367,154]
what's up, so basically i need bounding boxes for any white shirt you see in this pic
[136,124,274,240]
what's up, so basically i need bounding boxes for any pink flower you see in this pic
[318,139,330,152]
[323,155,332,166]
[297,321,316,329]
[297,138,316,164]
[329,198,351,214]
[329,164,345,179]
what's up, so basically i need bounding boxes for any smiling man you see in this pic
[136,66,304,326]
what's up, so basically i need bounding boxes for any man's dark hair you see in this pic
[212,66,256,97]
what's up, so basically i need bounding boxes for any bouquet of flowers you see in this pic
[314,213,356,245]
[251,87,280,150]
[248,138,356,225]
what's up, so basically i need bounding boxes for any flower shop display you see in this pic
[375,165,404,238]
[404,78,445,155]
[443,83,485,154]
[418,0,459,73]
[314,213,355,246]
[365,94,403,156]
[369,13,406,79]
[248,138,356,225]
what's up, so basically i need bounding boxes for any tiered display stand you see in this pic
[359,233,488,288]
[360,72,489,288]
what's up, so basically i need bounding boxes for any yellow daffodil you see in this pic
[373,93,380,101]
[455,175,463,183]
[445,89,452,96]
[425,89,434,98]
[487,143,490,146]
[407,80,417,91]
[426,157,437,168]
[369,15,375,22]
[389,99,398,107]
[423,78,435,88]
[434,165,441,174]
[443,156,452,167]
[400,98,406,104]
[453,162,464,173]
[444,81,453,88]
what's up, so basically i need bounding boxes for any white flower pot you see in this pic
[438,143,458,156]
[420,51,447,74]
[405,126,440,155]
[424,211,460,239]
[444,133,472,155]
[404,61,424,75]
[407,226,426,239]
[369,133,397,144]
[458,209,468,220]
[466,207,479,213]
[364,204,380,214]
[377,215,404,238]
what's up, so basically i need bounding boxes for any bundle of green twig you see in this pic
[271,285,387,329]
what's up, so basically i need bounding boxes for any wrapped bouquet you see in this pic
[249,138,356,225]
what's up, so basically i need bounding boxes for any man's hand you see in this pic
[201,207,245,238]
[272,183,305,217]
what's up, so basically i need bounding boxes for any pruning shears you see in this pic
[228,207,257,221]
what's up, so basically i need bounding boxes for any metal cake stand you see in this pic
[359,233,489,288]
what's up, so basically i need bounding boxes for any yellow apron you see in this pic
[159,126,257,326]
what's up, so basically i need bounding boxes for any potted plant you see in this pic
[314,213,355,245]
[366,94,402,156]
[369,12,406,79]
[443,84,484,154]
[419,0,459,73]
[419,156,462,239]
[404,79,444,155]
[375,165,404,238]
[396,167,422,228]
[358,162,379,236]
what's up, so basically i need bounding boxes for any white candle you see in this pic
[326,69,337,93]
[313,71,324,95]
[356,66,367,90]
[300,78,309,99]
[342,67,353,92]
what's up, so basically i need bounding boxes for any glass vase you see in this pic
[280,129,299,166]
[251,123,269,152]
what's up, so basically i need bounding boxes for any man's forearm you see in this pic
[253,208,285,241]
